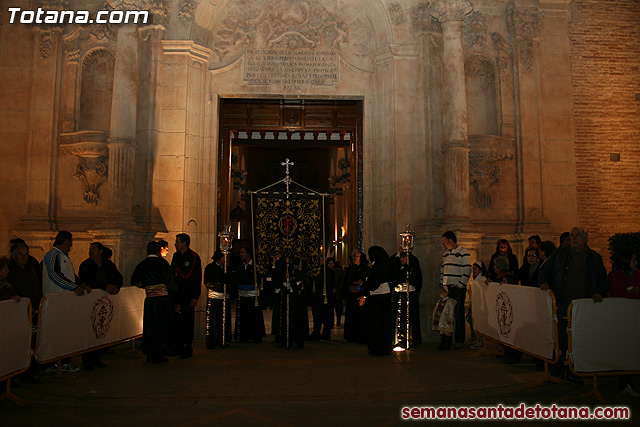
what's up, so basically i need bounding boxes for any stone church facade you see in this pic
[1,0,638,338]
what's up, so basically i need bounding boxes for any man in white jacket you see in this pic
[42,230,92,373]
[440,230,472,348]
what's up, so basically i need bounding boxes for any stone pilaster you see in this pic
[108,23,138,219]
[430,0,473,222]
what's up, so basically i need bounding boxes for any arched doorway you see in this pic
[217,98,363,266]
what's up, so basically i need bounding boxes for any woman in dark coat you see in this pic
[362,246,393,356]
[488,239,519,281]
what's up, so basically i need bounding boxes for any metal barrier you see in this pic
[0,299,32,406]
[468,281,564,387]
[567,298,640,404]
[34,287,145,375]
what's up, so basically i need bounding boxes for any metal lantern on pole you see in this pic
[218,225,233,348]
[394,224,415,352]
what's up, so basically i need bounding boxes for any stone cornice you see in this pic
[389,44,420,59]
[430,0,473,23]
[162,40,212,64]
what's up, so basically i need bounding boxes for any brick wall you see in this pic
[569,0,640,266]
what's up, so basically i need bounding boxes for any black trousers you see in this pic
[449,286,467,345]
[312,296,335,339]
[176,304,195,354]
[143,296,176,358]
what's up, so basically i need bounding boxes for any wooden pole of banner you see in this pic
[0,377,27,407]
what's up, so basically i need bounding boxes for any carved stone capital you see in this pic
[430,0,473,24]
[463,10,487,49]
[411,2,441,35]
[388,2,406,26]
[178,0,197,22]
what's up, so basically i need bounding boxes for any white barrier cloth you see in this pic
[470,281,555,359]
[0,299,31,379]
[36,287,145,362]
[571,298,640,373]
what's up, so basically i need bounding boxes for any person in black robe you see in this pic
[310,258,336,340]
[233,247,266,343]
[362,246,393,356]
[274,255,307,348]
[343,249,369,343]
[204,250,233,349]
[171,233,202,359]
[390,250,423,349]
[266,255,281,339]
[78,242,124,370]
[131,241,178,364]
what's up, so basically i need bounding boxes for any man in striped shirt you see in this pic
[440,230,472,348]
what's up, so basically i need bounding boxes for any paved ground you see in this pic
[2,323,638,426]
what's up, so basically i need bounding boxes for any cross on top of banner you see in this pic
[281,158,294,199]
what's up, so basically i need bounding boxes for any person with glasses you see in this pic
[518,247,541,287]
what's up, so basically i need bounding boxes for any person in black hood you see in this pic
[361,246,393,356]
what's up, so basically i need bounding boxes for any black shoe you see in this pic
[308,333,320,341]
[94,360,107,369]
[82,362,94,371]
[180,352,192,360]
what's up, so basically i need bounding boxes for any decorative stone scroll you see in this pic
[470,165,501,209]
[213,0,348,62]
[59,137,110,205]
[74,160,109,205]
[506,1,543,71]
[244,48,338,88]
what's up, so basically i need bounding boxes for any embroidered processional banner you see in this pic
[252,193,324,278]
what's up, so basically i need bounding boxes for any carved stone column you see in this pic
[108,22,138,219]
[430,0,473,221]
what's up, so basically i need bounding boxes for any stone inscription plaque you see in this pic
[244,49,339,90]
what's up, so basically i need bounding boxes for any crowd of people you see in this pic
[433,227,639,397]
[1,226,638,397]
